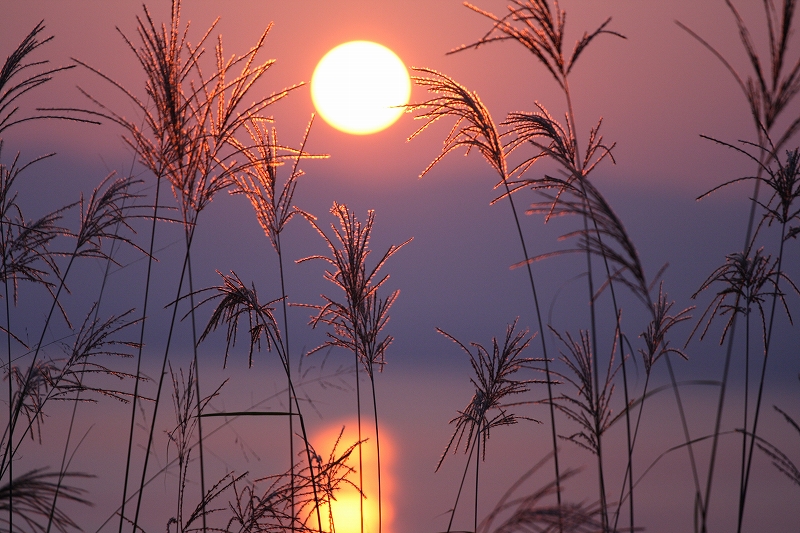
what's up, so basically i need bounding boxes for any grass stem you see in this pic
[186,246,207,533]
[133,223,196,532]
[738,222,788,532]
[119,173,162,533]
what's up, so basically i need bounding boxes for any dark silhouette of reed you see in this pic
[298,203,410,533]
[435,320,538,533]
[1,2,799,532]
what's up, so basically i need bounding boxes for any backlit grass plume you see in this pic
[166,362,229,533]
[678,0,800,154]
[2,307,141,466]
[477,457,601,533]
[227,429,360,533]
[0,147,65,305]
[73,2,304,530]
[229,117,325,252]
[548,324,621,528]
[549,327,621,458]
[437,321,537,467]
[0,21,97,135]
[691,139,800,532]
[299,203,409,533]
[228,115,327,530]
[299,202,408,375]
[197,270,282,368]
[757,390,800,490]
[455,1,623,90]
[408,66,564,521]
[437,320,538,533]
[194,269,324,532]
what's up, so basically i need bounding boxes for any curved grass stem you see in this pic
[500,182,562,515]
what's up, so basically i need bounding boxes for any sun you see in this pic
[311,41,411,135]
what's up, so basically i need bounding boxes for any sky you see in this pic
[2,1,799,533]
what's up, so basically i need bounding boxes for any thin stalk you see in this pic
[562,79,581,171]
[700,316,738,533]
[738,300,751,518]
[614,370,653,532]
[620,341,634,532]
[737,222,787,533]
[578,194,608,529]
[368,374,382,533]
[564,76,609,529]
[275,234,295,532]
[2,216,12,532]
[579,181,637,533]
[132,222,197,533]
[596,287,633,533]
[447,433,478,533]
[186,246,207,533]
[474,423,480,533]
[289,378,321,533]
[744,179,763,249]
[270,330,322,533]
[354,350,364,533]
[499,177,561,515]
[664,353,703,501]
[119,173,162,533]
[46,341,94,533]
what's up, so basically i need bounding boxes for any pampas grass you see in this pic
[298,203,410,533]
[436,320,538,533]
[1,1,798,532]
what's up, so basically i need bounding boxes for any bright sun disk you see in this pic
[311,41,410,135]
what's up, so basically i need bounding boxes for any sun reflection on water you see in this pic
[311,420,394,533]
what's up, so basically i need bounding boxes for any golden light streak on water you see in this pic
[311,419,394,533]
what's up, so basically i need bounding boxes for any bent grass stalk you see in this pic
[458,3,624,527]
[469,3,706,529]
[407,68,564,523]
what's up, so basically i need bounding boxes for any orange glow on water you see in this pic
[312,420,394,533]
